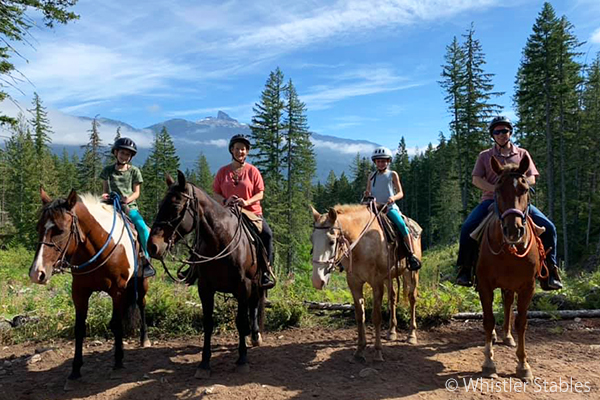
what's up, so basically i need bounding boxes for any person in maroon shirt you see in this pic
[213,134,275,289]
[455,116,562,291]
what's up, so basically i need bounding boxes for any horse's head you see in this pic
[148,170,196,259]
[30,188,82,284]
[310,206,345,290]
[491,156,531,244]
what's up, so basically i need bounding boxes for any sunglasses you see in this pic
[492,128,511,135]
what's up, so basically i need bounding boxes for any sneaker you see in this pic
[539,264,563,291]
[407,254,422,271]
[140,257,156,278]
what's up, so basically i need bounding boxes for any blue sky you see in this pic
[2,0,600,153]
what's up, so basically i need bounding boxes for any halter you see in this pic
[312,201,388,275]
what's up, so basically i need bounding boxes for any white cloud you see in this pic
[177,138,228,148]
[312,138,376,155]
[591,27,600,44]
[301,67,425,110]
[0,100,153,148]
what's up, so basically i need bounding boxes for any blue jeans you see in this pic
[129,209,150,258]
[457,201,557,267]
[387,207,410,237]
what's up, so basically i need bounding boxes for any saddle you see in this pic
[368,202,422,244]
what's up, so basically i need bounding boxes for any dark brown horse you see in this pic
[29,189,150,390]
[147,171,265,378]
[476,156,544,382]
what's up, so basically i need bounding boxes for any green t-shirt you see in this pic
[100,164,143,210]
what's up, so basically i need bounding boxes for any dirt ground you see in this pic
[1,318,599,400]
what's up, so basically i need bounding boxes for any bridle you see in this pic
[311,201,388,275]
[37,210,83,273]
[152,184,247,282]
[493,172,531,229]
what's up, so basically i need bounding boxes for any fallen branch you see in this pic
[303,301,600,320]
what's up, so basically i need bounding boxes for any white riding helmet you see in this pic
[371,146,393,161]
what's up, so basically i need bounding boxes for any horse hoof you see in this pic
[251,333,262,347]
[63,377,83,392]
[407,335,418,345]
[503,337,516,347]
[373,352,385,363]
[109,368,125,380]
[387,332,397,341]
[195,368,211,380]
[236,363,250,374]
[482,367,498,379]
[141,339,152,348]
[517,367,533,382]
[353,354,367,364]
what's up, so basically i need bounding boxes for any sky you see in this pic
[1,0,600,154]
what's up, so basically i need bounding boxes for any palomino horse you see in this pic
[147,171,266,378]
[29,189,150,389]
[476,155,543,381]
[311,204,420,362]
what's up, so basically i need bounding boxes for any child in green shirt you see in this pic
[100,138,155,278]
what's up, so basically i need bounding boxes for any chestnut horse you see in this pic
[147,171,265,378]
[29,189,150,389]
[476,156,543,381]
[310,204,420,363]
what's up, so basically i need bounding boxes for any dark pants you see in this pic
[259,218,274,265]
[457,200,557,267]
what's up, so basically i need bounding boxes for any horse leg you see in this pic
[387,274,397,341]
[195,287,214,379]
[137,277,151,348]
[372,282,385,362]
[404,268,418,345]
[66,287,91,383]
[515,288,534,382]
[348,277,367,363]
[248,288,263,346]
[479,284,498,378]
[235,293,251,374]
[109,291,126,377]
[502,289,516,347]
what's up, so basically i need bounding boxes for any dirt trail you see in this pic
[1,319,599,399]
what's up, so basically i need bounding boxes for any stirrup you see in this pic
[259,270,276,289]
[407,254,421,271]
[455,266,473,287]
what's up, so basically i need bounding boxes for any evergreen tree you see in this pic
[281,79,316,272]
[350,153,373,202]
[391,137,410,210]
[4,115,38,246]
[28,92,58,194]
[189,152,213,194]
[77,117,104,194]
[140,126,180,219]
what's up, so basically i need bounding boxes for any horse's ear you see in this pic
[518,155,530,176]
[66,189,78,210]
[327,208,337,223]
[40,186,52,205]
[310,206,320,222]
[177,170,187,190]
[165,173,174,186]
[490,156,503,176]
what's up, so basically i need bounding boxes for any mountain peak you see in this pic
[217,111,235,121]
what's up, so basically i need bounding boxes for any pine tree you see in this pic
[350,153,373,202]
[4,115,38,246]
[77,117,104,194]
[28,92,58,195]
[189,152,213,194]
[281,79,316,273]
[391,137,410,210]
[140,126,180,219]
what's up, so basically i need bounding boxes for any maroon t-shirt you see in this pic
[472,144,539,202]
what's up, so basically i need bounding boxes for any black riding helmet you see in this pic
[229,134,251,153]
[488,116,513,134]
[112,137,138,156]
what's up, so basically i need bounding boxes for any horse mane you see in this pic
[79,193,115,217]
[498,162,520,174]
[38,193,112,228]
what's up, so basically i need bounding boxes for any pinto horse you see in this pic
[29,189,150,389]
[147,171,266,378]
[476,156,543,381]
[310,204,420,363]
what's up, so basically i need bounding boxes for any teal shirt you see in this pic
[99,164,143,210]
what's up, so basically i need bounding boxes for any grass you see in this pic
[2,244,599,344]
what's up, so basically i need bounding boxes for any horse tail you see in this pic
[122,277,141,336]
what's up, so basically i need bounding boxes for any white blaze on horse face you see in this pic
[30,222,54,284]
[311,229,335,289]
